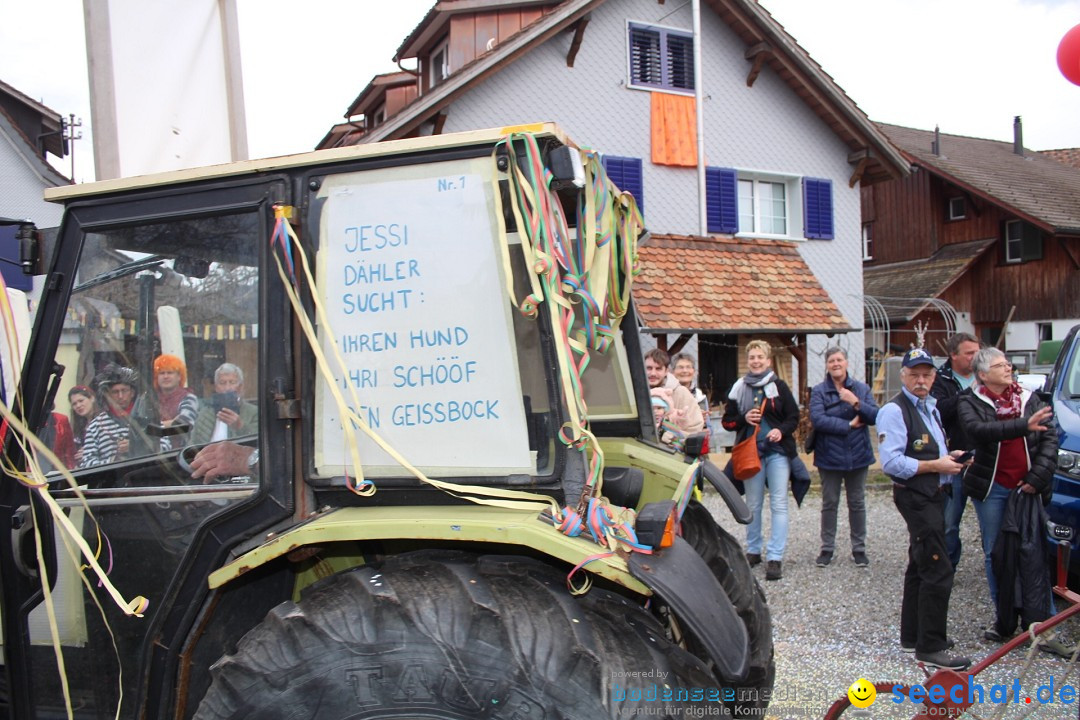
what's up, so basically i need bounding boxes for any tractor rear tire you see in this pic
[194,550,720,719]
[680,500,776,717]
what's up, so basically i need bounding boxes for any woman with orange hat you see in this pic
[150,354,198,449]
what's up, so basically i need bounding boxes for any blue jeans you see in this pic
[944,478,968,567]
[972,482,1011,603]
[744,452,791,561]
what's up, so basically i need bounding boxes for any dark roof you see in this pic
[862,238,994,323]
[0,78,65,160]
[0,105,69,187]
[350,0,908,183]
[878,123,1080,234]
[634,234,852,334]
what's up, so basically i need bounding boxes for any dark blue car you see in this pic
[1045,324,1080,575]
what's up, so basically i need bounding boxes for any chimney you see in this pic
[932,125,941,156]
[1013,116,1024,156]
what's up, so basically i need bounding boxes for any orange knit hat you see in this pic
[153,354,187,389]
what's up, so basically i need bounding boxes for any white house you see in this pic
[319,0,908,400]
[0,78,70,403]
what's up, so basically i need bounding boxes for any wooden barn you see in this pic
[862,119,1080,369]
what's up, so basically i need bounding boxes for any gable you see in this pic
[0,116,67,225]
[350,0,906,187]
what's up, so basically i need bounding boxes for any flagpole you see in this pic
[692,0,706,235]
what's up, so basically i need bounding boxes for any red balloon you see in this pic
[1058,24,1080,86]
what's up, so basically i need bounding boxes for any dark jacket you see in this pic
[991,490,1051,635]
[957,388,1058,504]
[722,377,800,458]
[931,358,974,451]
[808,373,879,471]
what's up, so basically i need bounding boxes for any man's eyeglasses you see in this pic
[988,361,1013,371]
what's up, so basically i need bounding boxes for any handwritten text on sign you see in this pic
[315,159,532,474]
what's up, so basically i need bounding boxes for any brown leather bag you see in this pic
[731,401,766,481]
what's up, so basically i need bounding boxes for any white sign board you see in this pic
[84,0,247,179]
[314,157,532,476]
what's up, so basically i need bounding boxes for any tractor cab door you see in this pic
[0,178,293,718]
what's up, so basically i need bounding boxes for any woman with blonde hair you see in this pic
[721,340,800,580]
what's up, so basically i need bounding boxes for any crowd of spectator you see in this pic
[42,358,257,471]
[644,334,1066,671]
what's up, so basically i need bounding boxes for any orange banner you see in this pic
[651,92,697,167]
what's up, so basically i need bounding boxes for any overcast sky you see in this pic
[2,0,1079,183]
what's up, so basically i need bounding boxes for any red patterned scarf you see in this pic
[157,386,190,422]
[979,381,1023,419]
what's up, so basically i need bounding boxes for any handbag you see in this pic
[731,401,766,481]
[803,427,816,454]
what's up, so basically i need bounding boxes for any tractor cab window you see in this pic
[24,210,262,717]
[54,214,260,476]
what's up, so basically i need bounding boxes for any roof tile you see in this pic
[633,235,852,333]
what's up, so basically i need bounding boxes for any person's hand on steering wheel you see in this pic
[189,442,255,483]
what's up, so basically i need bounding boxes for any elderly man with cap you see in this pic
[877,346,970,670]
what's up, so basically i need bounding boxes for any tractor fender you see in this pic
[627,536,750,680]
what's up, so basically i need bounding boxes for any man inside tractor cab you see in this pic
[190,363,258,444]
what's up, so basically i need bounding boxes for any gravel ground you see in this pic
[699,483,1080,719]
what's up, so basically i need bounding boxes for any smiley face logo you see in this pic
[848,678,876,708]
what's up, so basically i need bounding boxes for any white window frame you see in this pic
[625,20,695,95]
[862,222,873,260]
[1005,219,1023,263]
[947,196,966,220]
[428,38,449,91]
[734,171,802,240]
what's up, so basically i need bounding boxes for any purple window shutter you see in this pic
[604,156,644,212]
[629,26,662,87]
[706,167,738,234]
[629,23,693,92]
[0,225,31,292]
[803,178,834,239]
[665,34,694,91]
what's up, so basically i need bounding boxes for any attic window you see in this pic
[627,22,694,93]
[369,105,386,129]
[429,38,449,89]
[947,196,966,220]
